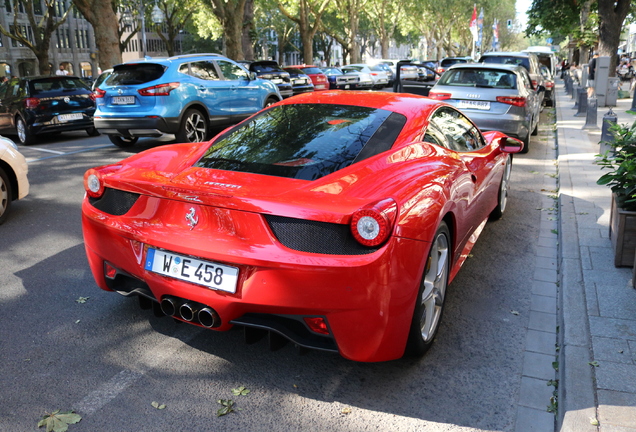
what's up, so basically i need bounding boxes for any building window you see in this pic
[34,0,43,15]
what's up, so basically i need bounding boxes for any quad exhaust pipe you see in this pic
[159,296,220,328]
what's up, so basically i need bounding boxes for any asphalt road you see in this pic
[0,110,552,432]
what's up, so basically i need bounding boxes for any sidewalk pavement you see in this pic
[556,81,636,431]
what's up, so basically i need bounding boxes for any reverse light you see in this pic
[304,317,330,335]
[350,198,398,247]
[496,96,526,107]
[93,87,106,99]
[138,82,180,96]
[428,92,452,100]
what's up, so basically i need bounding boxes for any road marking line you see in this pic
[27,144,114,163]
[72,325,200,415]
[27,147,65,154]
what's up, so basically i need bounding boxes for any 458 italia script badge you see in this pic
[185,207,198,230]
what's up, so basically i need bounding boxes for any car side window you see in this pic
[423,123,450,149]
[430,107,485,152]
[188,61,220,81]
[519,70,532,90]
[216,60,249,81]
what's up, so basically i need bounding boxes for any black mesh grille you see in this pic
[88,188,140,216]
[264,215,379,255]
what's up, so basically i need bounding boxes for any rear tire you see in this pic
[86,127,100,137]
[176,109,208,143]
[108,135,138,148]
[520,131,530,154]
[405,221,451,357]
[264,97,277,108]
[0,167,13,225]
[490,157,512,220]
[16,117,34,145]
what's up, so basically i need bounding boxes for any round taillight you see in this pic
[350,198,398,247]
[84,169,104,198]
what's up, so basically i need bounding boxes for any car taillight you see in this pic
[138,82,180,96]
[24,98,39,108]
[531,79,538,88]
[436,68,445,74]
[496,96,526,107]
[350,198,398,247]
[546,82,554,89]
[84,168,104,198]
[428,92,452,100]
[93,87,106,99]
[83,165,122,198]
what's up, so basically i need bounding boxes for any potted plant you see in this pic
[597,121,636,267]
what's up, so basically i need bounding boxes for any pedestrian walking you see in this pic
[587,52,598,97]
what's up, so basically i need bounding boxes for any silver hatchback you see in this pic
[428,63,541,153]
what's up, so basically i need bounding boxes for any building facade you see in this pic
[0,0,97,79]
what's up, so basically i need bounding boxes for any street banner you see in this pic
[477,8,484,48]
[469,5,478,40]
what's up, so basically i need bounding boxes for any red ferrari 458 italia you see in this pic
[82,91,523,362]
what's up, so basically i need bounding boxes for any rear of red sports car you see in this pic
[82,91,517,362]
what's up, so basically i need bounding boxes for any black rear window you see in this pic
[29,78,90,94]
[481,56,530,72]
[439,68,517,89]
[300,67,323,74]
[195,104,406,180]
[441,58,468,67]
[251,63,283,73]
[106,63,166,86]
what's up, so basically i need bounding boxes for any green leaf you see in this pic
[231,386,250,396]
[589,361,600,367]
[590,418,600,426]
[75,297,89,304]
[216,399,236,417]
[151,401,166,409]
[38,410,81,432]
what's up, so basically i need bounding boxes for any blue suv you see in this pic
[93,54,282,147]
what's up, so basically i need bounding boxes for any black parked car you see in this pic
[240,60,293,98]
[283,67,315,95]
[0,76,97,145]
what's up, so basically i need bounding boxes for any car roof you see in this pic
[447,63,523,72]
[118,54,229,67]
[480,51,533,58]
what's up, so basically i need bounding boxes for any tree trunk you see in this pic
[597,0,630,75]
[207,0,246,61]
[242,0,255,61]
[73,0,122,70]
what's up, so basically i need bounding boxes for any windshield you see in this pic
[481,56,530,72]
[438,68,517,89]
[195,104,405,180]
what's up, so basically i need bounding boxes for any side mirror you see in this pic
[249,72,257,80]
[500,136,524,153]
[537,85,546,93]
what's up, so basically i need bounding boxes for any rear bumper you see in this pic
[82,197,429,362]
[29,112,95,135]
[95,116,180,137]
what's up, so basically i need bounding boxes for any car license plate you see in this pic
[458,100,491,110]
[112,96,135,105]
[271,79,282,84]
[145,248,239,293]
[345,84,350,89]
[57,113,83,122]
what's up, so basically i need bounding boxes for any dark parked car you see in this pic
[241,60,293,98]
[0,75,97,145]
[436,57,472,75]
[283,67,315,95]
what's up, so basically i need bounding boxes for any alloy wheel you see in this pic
[419,230,450,342]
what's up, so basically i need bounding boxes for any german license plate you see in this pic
[345,84,350,89]
[458,100,491,110]
[145,248,239,293]
[57,113,83,122]
[112,96,135,105]
[271,79,282,84]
